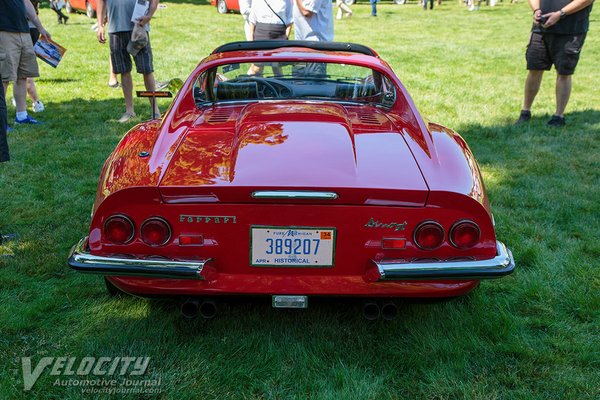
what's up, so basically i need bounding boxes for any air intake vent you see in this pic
[208,108,234,123]
[357,112,380,125]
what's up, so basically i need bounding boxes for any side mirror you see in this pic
[167,78,184,96]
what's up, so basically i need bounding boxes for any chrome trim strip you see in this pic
[374,241,515,280]
[67,237,209,280]
[251,191,339,200]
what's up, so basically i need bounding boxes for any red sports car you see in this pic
[65,0,97,18]
[68,41,515,320]
[210,0,240,14]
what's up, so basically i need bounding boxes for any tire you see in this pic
[394,0,407,4]
[65,0,73,13]
[86,2,96,18]
[104,277,126,297]
[217,0,229,14]
[343,0,355,4]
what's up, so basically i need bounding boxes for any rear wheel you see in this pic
[104,277,126,297]
[217,0,229,13]
[86,2,96,18]
[65,0,73,13]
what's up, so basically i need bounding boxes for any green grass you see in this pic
[1,1,599,398]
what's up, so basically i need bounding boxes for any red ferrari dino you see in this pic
[68,41,514,319]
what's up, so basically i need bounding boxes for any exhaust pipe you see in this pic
[199,300,218,319]
[362,301,380,321]
[380,301,398,321]
[181,298,200,319]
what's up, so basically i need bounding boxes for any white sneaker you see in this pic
[32,100,45,113]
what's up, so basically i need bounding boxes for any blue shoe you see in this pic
[15,115,44,124]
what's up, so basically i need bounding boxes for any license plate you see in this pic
[250,226,336,267]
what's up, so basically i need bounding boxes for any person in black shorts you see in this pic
[516,0,594,127]
[0,73,8,162]
[96,0,160,123]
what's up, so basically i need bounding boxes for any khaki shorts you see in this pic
[0,31,40,82]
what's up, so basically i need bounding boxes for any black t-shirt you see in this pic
[532,0,593,34]
[0,0,29,33]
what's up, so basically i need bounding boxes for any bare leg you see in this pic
[247,64,263,76]
[143,72,160,116]
[108,57,118,86]
[554,74,571,117]
[13,79,27,113]
[121,72,134,115]
[523,70,544,111]
[26,78,39,102]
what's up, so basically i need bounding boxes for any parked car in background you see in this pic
[342,0,408,5]
[65,0,97,18]
[210,0,240,14]
[68,41,515,320]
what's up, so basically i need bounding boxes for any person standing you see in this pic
[0,73,8,162]
[293,0,333,41]
[335,0,352,20]
[370,0,378,16]
[0,0,50,126]
[516,0,594,126]
[96,0,161,123]
[50,0,69,24]
[26,0,44,112]
[240,0,253,40]
[247,0,292,76]
[424,0,434,10]
[249,0,293,41]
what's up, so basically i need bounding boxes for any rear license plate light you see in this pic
[272,295,308,309]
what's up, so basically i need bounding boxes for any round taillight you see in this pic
[140,217,171,247]
[414,221,444,250]
[450,220,481,249]
[104,215,134,245]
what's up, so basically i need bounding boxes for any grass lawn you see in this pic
[1,1,599,398]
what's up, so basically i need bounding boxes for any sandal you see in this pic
[118,112,136,123]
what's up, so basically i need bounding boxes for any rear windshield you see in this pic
[193,61,396,108]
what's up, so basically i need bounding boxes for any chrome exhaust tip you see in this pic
[199,300,218,319]
[362,301,380,321]
[181,298,200,319]
[381,301,398,321]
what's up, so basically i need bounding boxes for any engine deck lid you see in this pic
[159,103,428,206]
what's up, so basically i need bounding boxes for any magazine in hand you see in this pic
[34,37,66,68]
[131,0,150,25]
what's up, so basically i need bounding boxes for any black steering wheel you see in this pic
[237,77,279,98]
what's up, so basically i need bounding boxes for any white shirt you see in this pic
[293,0,333,41]
[239,0,252,18]
[249,0,293,25]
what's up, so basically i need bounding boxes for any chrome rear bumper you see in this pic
[67,237,210,280]
[372,241,515,280]
[68,237,514,282]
